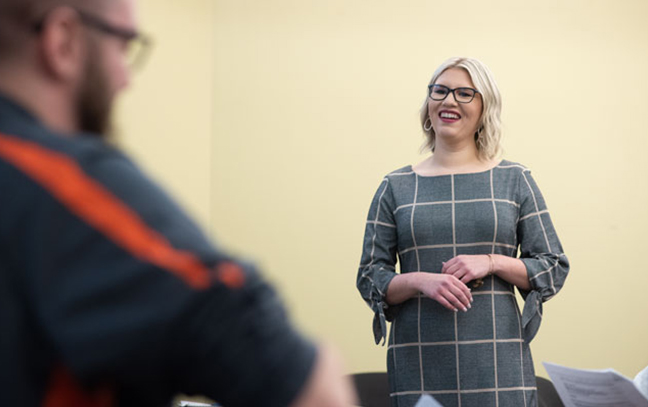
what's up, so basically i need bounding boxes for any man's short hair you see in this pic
[0,0,105,61]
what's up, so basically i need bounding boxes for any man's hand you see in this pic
[290,344,358,407]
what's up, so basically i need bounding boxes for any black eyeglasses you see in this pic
[33,8,152,70]
[428,84,480,104]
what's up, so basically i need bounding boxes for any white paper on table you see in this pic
[543,361,648,407]
[636,365,648,400]
[414,394,444,407]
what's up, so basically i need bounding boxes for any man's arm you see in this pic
[290,344,358,407]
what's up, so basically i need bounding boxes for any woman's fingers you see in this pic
[441,263,453,275]
[447,280,472,310]
[434,294,458,312]
[442,255,489,283]
[435,287,470,312]
[426,275,473,312]
[441,260,456,274]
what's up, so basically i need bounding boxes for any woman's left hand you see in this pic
[441,255,491,284]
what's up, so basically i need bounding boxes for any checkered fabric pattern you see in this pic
[357,160,569,407]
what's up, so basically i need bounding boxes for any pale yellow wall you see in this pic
[120,0,648,381]
[117,0,215,228]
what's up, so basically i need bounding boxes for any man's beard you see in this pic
[76,51,114,138]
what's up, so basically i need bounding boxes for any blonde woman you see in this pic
[357,57,569,407]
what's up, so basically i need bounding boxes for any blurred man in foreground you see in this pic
[0,0,355,405]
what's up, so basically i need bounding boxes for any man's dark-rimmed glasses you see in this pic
[33,8,152,70]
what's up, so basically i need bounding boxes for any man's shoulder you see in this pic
[1,120,114,163]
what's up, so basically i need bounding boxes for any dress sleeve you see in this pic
[356,177,399,345]
[516,169,570,342]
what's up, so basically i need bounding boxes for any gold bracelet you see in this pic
[472,254,495,289]
[487,254,494,275]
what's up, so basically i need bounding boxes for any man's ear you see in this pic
[38,7,87,82]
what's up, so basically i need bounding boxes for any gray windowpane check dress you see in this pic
[357,160,569,407]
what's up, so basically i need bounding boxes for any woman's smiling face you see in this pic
[427,67,483,145]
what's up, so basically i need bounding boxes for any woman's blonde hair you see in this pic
[420,57,502,160]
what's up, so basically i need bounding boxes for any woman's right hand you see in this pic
[386,272,473,312]
[418,273,473,312]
